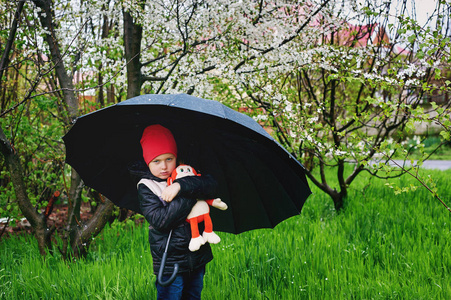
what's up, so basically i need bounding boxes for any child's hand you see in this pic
[161,183,181,202]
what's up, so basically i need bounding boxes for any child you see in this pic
[137,124,217,299]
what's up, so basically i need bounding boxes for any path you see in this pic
[389,160,451,171]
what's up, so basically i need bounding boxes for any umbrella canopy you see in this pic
[63,94,311,234]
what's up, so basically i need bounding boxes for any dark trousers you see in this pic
[156,266,205,300]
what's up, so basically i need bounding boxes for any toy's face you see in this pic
[175,165,196,179]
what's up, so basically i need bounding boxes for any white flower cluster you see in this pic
[397,63,426,80]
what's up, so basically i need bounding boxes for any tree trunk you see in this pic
[96,10,112,107]
[303,162,348,212]
[71,197,115,258]
[123,8,143,99]
[0,126,51,255]
[33,0,78,120]
[98,69,105,107]
[331,189,347,211]
[0,0,24,93]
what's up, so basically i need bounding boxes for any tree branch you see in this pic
[234,0,332,72]
[0,0,25,86]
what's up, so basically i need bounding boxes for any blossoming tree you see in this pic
[112,0,450,210]
[1,0,450,256]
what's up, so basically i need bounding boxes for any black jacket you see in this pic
[136,167,218,275]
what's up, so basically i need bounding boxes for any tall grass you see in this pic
[1,169,450,299]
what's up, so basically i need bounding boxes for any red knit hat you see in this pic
[140,125,177,165]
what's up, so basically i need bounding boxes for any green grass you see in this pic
[1,169,450,299]
[397,136,451,160]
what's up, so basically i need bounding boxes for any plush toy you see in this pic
[167,165,228,252]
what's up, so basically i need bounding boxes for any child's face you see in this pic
[148,153,177,180]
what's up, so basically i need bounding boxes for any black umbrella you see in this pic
[63,94,311,234]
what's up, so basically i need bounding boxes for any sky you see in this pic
[404,0,438,26]
[349,0,442,27]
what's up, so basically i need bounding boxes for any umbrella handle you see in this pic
[157,230,179,287]
[157,253,179,287]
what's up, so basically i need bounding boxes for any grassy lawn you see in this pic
[1,169,450,299]
[397,136,451,160]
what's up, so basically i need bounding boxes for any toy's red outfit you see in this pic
[188,199,215,238]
